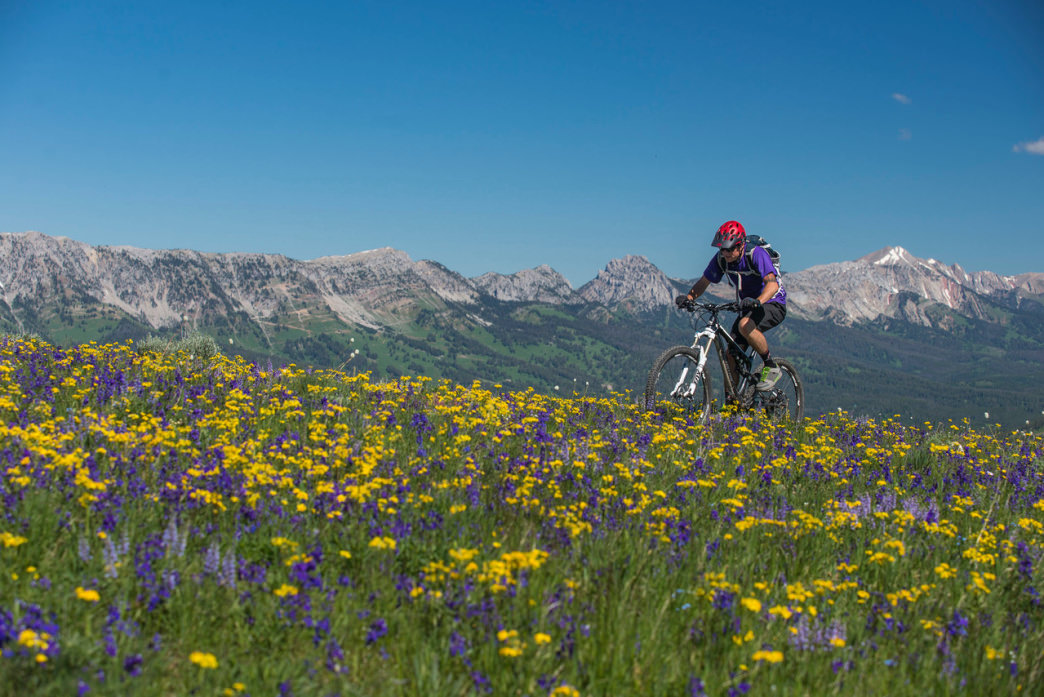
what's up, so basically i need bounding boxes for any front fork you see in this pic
[672,331,715,399]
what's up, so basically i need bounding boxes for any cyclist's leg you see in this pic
[756,303,786,351]
[738,304,785,360]
[747,303,787,390]
[733,308,763,357]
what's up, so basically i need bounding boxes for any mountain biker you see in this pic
[675,220,786,391]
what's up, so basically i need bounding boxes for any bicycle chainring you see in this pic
[758,388,789,418]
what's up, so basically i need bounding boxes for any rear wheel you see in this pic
[756,358,803,422]
[644,346,712,423]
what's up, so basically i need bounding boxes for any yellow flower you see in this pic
[368,536,397,550]
[752,650,784,663]
[190,651,219,669]
[499,646,523,657]
[274,584,299,597]
[550,687,580,697]
[75,586,101,602]
[534,632,551,644]
[17,629,50,650]
[0,531,28,547]
[741,597,762,612]
[732,630,754,645]
[985,646,1004,660]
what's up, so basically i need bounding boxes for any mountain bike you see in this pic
[643,300,803,423]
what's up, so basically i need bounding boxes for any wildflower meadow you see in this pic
[1,337,1042,696]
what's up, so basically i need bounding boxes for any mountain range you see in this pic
[2,230,1042,427]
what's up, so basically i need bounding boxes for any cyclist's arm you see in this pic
[757,274,779,304]
[686,276,711,301]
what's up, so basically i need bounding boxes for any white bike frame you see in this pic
[684,308,758,403]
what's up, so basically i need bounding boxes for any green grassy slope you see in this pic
[2,289,1042,428]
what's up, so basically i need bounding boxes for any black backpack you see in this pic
[717,234,782,284]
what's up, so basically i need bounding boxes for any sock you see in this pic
[761,352,776,367]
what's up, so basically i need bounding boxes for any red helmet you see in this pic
[712,220,746,249]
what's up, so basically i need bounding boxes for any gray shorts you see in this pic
[730,301,786,350]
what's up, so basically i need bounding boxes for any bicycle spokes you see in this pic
[670,364,700,399]
[645,347,711,421]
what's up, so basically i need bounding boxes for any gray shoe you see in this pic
[756,363,782,391]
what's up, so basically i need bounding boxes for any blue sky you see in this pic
[2,0,1042,287]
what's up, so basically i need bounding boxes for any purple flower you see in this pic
[103,631,117,657]
[712,589,735,611]
[203,542,221,577]
[1016,541,1034,580]
[123,653,143,677]
[162,519,187,557]
[471,671,492,694]
[946,610,968,637]
[78,537,92,563]
[326,638,346,673]
[102,538,120,579]
[219,550,237,588]
[449,631,468,658]
[366,618,388,645]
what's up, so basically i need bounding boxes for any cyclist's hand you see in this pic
[740,297,761,311]
[675,295,692,310]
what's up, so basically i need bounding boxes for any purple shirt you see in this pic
[702,246,786,305]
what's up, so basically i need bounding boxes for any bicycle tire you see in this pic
[644,346,712,422]
[757,357,804,422]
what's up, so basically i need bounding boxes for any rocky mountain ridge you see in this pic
[784,245,1043,327]
[472,265,580,304]
[1,231,1041,335]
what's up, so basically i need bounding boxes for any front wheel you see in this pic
[644,346,712,422]
[756,358,804,422]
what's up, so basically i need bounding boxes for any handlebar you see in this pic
[677,299,740,313]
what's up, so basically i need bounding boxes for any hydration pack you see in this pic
[717,234,782,285]
[717,234,783,301]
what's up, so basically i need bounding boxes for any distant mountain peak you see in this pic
[786,244,1038,327]
[577,255,678,311]
[472,265,579,304]
[311,246,408,264]
[860,246,914,266]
